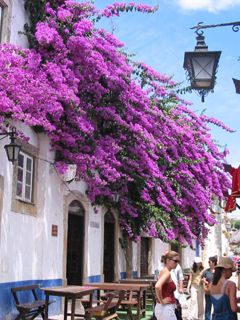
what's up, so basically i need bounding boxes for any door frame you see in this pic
[101,208,120,282]
[63,191,90,285]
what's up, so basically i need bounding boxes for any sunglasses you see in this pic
[170,258,179,263]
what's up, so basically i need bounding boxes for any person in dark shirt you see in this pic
[202,256,218,320]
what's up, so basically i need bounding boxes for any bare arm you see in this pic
[227,282,240,313]
[155,268,172,304]
[187,273,192,293]
[178,266,184,293]
[178,280,184,293]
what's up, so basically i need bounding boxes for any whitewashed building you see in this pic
[0,1,200,319]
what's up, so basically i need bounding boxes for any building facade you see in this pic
[0,1,200,318]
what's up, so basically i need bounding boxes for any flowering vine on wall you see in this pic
[0,0,232,245]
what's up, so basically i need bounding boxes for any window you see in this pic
[16,152,34,203]
[11,141,38,216]
[0,0,12,43]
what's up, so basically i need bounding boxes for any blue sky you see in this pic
[93,0,240,167]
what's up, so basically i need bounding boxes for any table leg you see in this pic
[127,305,134,320]
[44,294,49,320]
[136,289,146,320]
[71,298,76,320]
[64,298,68,320]
[89,292,93,307]
[136,292,140,320]
[143,289,146,317]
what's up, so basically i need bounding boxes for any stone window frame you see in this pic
[11,141,39,216]
[0,0,12,43]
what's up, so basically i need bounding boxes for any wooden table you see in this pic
[120,279,156,306]
[84,282,149,320]
[42,285,99,320]
[120,278,156,285]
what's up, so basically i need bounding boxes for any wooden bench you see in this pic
[11,284,54,320]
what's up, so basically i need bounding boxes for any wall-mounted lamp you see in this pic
[183,31,221,102]
[0,128,21,164]
[184,21,240,102]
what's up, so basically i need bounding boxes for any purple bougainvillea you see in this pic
[0,1,232,245]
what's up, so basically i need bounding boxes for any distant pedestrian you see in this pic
[155,250,180,320]
[210,256,240,319]
[202,255,218,320]
[187,256,204,320]
[171,262,184,320]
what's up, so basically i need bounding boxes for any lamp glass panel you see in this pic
[5,145,14,161]
[13,145,21,161]
[192,56,215,79]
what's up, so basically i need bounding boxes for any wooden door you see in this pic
[66,201,84,285]
[104,211,115,282]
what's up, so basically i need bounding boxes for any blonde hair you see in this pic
[162,250,179,264]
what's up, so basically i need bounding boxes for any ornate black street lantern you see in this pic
[183,32,221,102]
[184,21,240,102]
[0,128,21,164]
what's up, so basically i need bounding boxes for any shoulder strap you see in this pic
[221,280,229,294]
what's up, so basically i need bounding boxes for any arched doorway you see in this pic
[104,211,115,282]
[66,200,85,285]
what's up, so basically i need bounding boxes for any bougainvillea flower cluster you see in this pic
[0,0,232,245]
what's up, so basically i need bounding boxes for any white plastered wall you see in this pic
[0,125,65,282]
[10,0,29,47]
[152,239,168,274]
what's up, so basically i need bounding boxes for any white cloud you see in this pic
[176,0,240,12]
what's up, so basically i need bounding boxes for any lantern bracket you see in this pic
[191,21,240,34]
